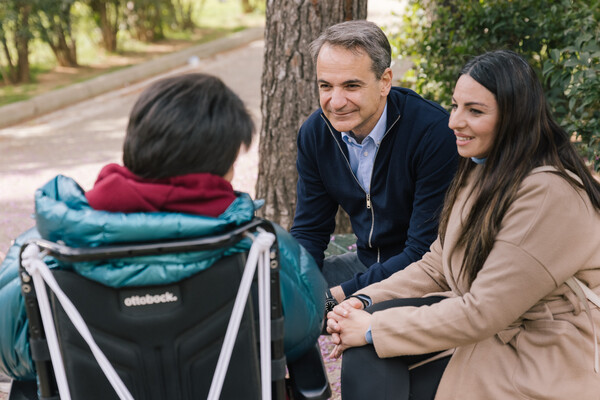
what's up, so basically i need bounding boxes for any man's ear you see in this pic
[380,67,393,96]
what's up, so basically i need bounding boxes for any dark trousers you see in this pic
[341,297,450,400]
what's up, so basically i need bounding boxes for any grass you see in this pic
[325,234,358,257]
[0,0,265,107]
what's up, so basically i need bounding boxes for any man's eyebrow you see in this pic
[317,79,365,85]
[342,79,365,85]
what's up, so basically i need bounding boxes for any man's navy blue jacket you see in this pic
[290,87,458,295]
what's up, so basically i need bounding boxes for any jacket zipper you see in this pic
[365,192,375,248]
[364,114,401,250]
[321,113,401,251]
[322,114,364,191]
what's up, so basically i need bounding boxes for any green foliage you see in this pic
[324,234,357,257]
[0,0,36,83]
[543,5,600,170]
[124,0,167,42]
[391,0,600,170]
[32,0,79,67]
[195,0,265,29]
[0,0,264,105]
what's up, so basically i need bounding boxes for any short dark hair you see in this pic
[309,20,391,79]
[123,73,254,179]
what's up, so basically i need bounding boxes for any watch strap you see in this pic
[325,289,339,313]
[345,294,372,309]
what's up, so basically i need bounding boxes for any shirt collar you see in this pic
[341,103,388,146]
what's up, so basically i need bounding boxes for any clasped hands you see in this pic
[326,297,372,359]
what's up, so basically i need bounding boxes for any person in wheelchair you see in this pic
[0,73,327,382]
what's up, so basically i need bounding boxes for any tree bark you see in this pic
[15,2,31,83]
[34,3,78,68]
[90,0,120,52]
[129,0,165,42]
[256,0,367,231]
[37,24,78,67]
[0,33,16,83]
[172,0,195,30]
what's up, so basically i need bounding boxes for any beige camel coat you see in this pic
[357,166,600,399]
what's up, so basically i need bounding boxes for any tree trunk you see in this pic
[0,33,16,83]
[130,0,165,42]
[172,0,195,30]
[38,24,78,67]
[56,28,78,67]
[90,0,120,52]
[256,0,367,231]
[15,3,31,83]
[34,3,78,68]
[100,12,118,52]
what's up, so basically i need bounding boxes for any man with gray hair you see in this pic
[290,20,457,311]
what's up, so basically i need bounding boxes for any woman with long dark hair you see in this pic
[327,50,600,399]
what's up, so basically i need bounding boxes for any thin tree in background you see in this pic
[257,0,368,230]
[88,0,124,52]
[170,0,196,30]
[33,0,78,67]
[126,0,165,42]
[0,0,33,83]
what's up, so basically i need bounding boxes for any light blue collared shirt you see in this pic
[341,104,388,193]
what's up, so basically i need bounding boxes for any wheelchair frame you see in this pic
[17,218,294,400]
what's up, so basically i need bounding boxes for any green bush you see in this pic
[391,0,600,171]
[543,9,600,171]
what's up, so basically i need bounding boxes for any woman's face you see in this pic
[449,74,499,159]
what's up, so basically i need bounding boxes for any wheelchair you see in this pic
[10,218,331,400]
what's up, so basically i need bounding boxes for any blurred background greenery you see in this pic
[0,0,265,105]
[1,0,598,171]
[388,0,600,171]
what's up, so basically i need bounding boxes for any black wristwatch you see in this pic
[325,289,338,313]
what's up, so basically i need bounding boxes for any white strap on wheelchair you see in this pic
[207,231,276,400]
[21,244,134,400]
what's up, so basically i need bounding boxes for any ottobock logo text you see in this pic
[123,291,178,307]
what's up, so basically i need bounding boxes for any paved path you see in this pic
[0,40,263,257]
[0,37,264,400]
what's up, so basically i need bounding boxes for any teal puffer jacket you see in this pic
[0,175,326,380]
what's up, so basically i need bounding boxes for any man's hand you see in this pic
[330,285,346,303]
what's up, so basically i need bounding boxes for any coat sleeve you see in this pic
[0,228,39,381]
[340,116,458,294]
[275,225,327,362]
[290,124,339,268]
[365,174,600,358]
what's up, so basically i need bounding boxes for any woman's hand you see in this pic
[326,300,371,358]
[326,297,364,337]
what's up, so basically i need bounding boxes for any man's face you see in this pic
[316,44,392,139]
